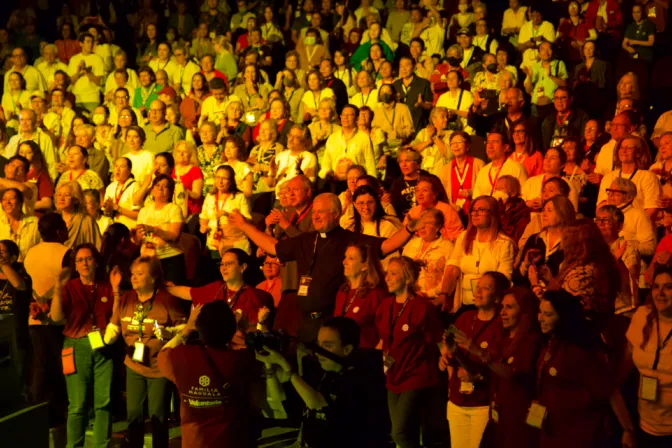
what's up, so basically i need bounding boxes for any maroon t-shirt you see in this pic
[334,286,386,349]
[448,310,503,407]
[375,294,443,394]
[190,281,274,325]
[61,279,114,339]
[158,345,261,448]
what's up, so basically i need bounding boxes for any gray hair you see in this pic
[610,177,637,200]
[75,124,95,138]
[314,192,341,215]
[44,44,59,56]
[597,205,625,224]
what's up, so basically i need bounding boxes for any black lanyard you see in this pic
[619,168,638,180]
[653,315,672,370]
[134,290,156,338]
[342,286,363,315]
[468,313,497,343]
[387,294,413,348]
[227,285,247,310]
[82,282,98,329]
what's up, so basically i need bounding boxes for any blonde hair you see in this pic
[173,140,199,166]
[57,181,84,213]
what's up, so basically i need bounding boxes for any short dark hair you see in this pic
[196,301,238,348]
[2,188,24,205]
[38,212,67,242]
[542,177,571,196]
[0,240,20,261]
[487,129,510,146]
[321,316,361,352]
[79,32,94,43]
[209,77,226,91]
[151,174,176,202]
[223,248,250,267]
[8,155,29,173]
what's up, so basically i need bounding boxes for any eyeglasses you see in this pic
[450,140,467,147]
[219,261,238,267]
[75,256,95,264]
[470,208,491,215]
[594,218,613,224]
[355,200,376,207]
[606,188,626,195]
[553,96,569,101]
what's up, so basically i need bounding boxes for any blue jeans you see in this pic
[63,336,113,448]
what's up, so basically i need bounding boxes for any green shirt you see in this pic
[143,122,185,155]
[624,19,656,62]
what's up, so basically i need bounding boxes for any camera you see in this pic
[245,330,288,352]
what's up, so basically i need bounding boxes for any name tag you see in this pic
[383,352,395,375]
[640,376,658,402]
[87,330,105,350]
[460,381,475,394]
[526,402,548,428]
[298,276,312,297]
[491,402,500,423]
[132,341,146,363]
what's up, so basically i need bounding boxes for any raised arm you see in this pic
[229,209,279,255]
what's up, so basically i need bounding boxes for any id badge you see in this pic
[491,402,500,423]
[640,375,659,402]
[525,402,548,428]
[132,341,146,363]
[298,276,312,297]
[459,381,475,394]
[87,330,105,350]
[383,352,395,375]
[455,198,466,209]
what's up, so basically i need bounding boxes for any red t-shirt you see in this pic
[61,279,114,339]
[172,166,204,216]
[190,281,274,326]
[448,310,503,407]
[158,345,261,447]
[375,294,443,394]
[334,286,386,350]
[27,168,54,217]
[202,69,229,90]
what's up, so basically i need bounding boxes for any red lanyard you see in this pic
[291,203,313,226]
[70,170,85,182]
[488,160,506,190]
[215,192,230,215]
[556,112,570,127]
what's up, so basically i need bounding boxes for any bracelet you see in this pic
[405,224,414,234]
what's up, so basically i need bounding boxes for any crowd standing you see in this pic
[1,0,672,447]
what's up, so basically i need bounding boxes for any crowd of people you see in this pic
[1,0,672,447]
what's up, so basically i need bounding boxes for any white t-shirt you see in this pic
[149,58,179,84]
[472,159,529,198]
[350,89,380,110]
[104,178,141,230]
[518,21,556,70]
[124,150,155,185]
[200,191,251,252]
[300,88,335,110]
[136,202,184,259]
[199,94,242,127]
[69,52,105,103]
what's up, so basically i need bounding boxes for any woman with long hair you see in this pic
[334,243,387,349]
[18,141,53,214]
[516,195,576,288]
[2,72,31,129]
[442,196,515,312]
[104,256,186,448]
[350,185,401,268]
[443,271,511,448]
[301,70,335,123]
[535,290,614,448]
[351,69,379,109]
[199,164,252,260]
[308,97,340,162]
[100,223,139,291]
[223,135,254,198]
[134,174,187,284]
[509,120,543,178]
[55,181,102,250]
[334,49,357,97]
[51,244,115,448]
[55,21,81,64]
[402,209,454,298]
[179,72,210,134]
[622,265,672,446]
[375,256,443,448]
[233,64,269,127]
[275,69,304,124]
[532,219,621,316]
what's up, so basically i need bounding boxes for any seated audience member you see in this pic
[495,175,531,243]
[472,131,528,199]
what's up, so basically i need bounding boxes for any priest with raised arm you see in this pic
[228,192,418,341]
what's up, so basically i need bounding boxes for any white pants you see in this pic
[447,401,489,448]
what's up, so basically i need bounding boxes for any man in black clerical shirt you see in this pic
[257,317,388,448]
[229,193,417,341]
[320,58,348,114]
